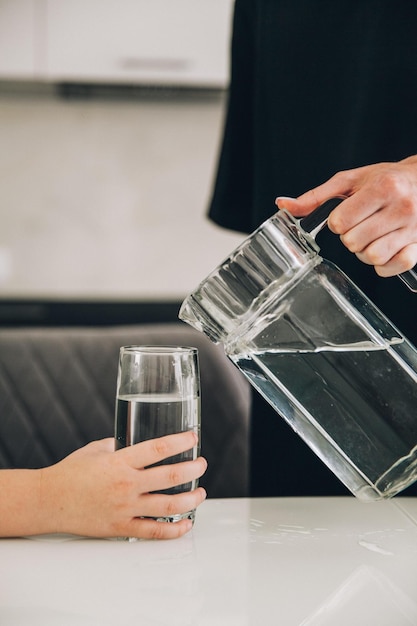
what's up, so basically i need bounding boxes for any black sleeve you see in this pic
[208,0,256,234]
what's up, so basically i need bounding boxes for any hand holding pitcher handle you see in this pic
[297,197,417,293]
[276,156,417,292]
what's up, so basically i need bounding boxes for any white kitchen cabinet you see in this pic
[0,0,41,78]
[45,0,234,87]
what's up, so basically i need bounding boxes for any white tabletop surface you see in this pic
[1,497,417,626]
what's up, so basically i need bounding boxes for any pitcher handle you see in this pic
[299,197,417,293]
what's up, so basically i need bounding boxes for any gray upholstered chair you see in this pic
[0,323,250,498]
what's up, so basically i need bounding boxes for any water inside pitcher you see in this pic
[179,208,417,501]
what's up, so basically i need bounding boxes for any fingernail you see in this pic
[275,195,295,207]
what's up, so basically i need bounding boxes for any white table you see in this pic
[1,497,417,625]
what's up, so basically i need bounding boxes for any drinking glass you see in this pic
[115,345,201,523]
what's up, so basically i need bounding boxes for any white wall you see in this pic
[0,85,244,300]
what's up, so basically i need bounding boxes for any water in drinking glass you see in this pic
[115,392,200,497]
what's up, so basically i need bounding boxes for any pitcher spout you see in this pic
[179,295,224,344]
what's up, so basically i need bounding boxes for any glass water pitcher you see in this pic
[179,200,417,501]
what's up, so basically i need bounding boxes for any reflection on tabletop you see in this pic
[301,565,417,626]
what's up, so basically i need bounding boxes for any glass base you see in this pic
[152,509,196,524]
[118,509,196,541]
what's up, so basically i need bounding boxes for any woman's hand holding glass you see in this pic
[42,431,207,539]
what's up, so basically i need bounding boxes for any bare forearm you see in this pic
[0,469,54,537]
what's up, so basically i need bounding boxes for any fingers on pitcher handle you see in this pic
[300,197,417,293]
[299,197,345,238]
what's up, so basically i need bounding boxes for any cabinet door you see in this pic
[0,0,39,78]
[46,0,234,87]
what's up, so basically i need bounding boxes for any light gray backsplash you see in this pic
[0,86,244,300]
